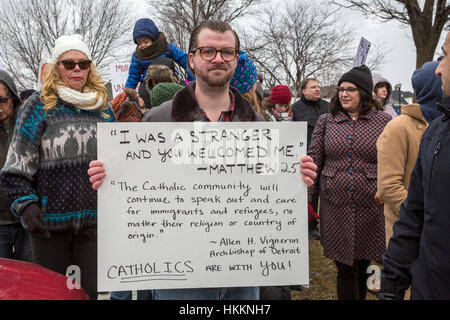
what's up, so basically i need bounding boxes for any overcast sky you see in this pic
[130,0,447,93]
[345,6,446,93]
[1,0,443,93]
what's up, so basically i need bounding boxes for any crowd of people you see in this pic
[1,16,450,301]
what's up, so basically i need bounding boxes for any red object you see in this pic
[0,258,90,300]
[269,85,292,104]
[308,203,319,222]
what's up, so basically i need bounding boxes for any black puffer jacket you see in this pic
[291,96,329,148]
[380,96,450,299]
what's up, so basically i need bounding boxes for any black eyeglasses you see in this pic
[0,96,10,103]
[190,47,238,62]
[58,60,92,70]
[337,87,358,94]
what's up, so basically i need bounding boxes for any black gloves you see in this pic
[21,203,51,238]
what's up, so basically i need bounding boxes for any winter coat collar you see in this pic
[437,96,450,120]
[171,82,259,122]
[300,96,323,106]
[400,103,427,124]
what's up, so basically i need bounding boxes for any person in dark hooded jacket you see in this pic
[0,70,32,262]
[378,32,450,300]
[124,18,194,96]
[411,60,443,123]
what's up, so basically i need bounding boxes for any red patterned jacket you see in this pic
[308,110,391,266]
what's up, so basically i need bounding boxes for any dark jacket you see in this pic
[0,71,21,224]
[142,83,263,122]
[380,97,450,299]
[0,111,18,224]
[308,110,391,266]
[291,97,328,148]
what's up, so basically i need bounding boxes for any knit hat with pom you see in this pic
[230,51,258,94]
[269,85,292,104]
[150,82,185,107]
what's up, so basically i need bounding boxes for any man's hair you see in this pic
[300,78,318,91]
[188,20,240,74]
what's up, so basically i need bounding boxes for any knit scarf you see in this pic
[135,32,168,60]
[56,85,103,111]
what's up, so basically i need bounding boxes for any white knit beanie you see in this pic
[51,34,91,62]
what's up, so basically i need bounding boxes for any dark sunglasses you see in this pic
[0,96,10,103]
[58,60,92,70]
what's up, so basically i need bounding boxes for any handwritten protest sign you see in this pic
[109,63,130,98]
[354,37,371,67]
[97,122,308,291]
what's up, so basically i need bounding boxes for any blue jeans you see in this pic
[110,290,149,300]
[0,223,32,262]
[152,287,260,300]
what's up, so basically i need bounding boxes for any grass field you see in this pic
[291,238,378,300]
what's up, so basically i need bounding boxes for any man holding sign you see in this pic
[89,20,317,300]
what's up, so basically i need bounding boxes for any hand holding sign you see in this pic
[96,122,312,292]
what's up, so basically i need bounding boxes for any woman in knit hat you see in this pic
[307,65,390,300]
[0,34,116,299]
[262,84,293,121]
[230,51,262,115]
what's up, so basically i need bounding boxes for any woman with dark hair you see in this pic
[307,65,390,300]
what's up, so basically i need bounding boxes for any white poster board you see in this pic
[97,121,308,292]
[354,37,371,67]
[109,63,130,98]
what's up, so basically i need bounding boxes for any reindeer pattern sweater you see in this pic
[0,93,116,232]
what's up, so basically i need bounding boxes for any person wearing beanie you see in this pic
[262,84,293,121]
[110,90,143,122]
[0,34,116,300]
[230,51,261,114]
[0,70,33,265]
[124,18,195,97]
[307,64,391,300]
[150,82,184,107]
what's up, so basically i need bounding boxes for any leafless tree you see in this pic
[329,0,450,68]
[146,0,263,52]
[241,2,358,97]
[0,0,133,89]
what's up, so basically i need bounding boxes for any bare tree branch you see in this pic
[242,2,360,97]
[0,0,133,89]
[146,0,263,52]
[329,0,450,68]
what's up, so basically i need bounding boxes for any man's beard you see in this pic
[195,64,234,87]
